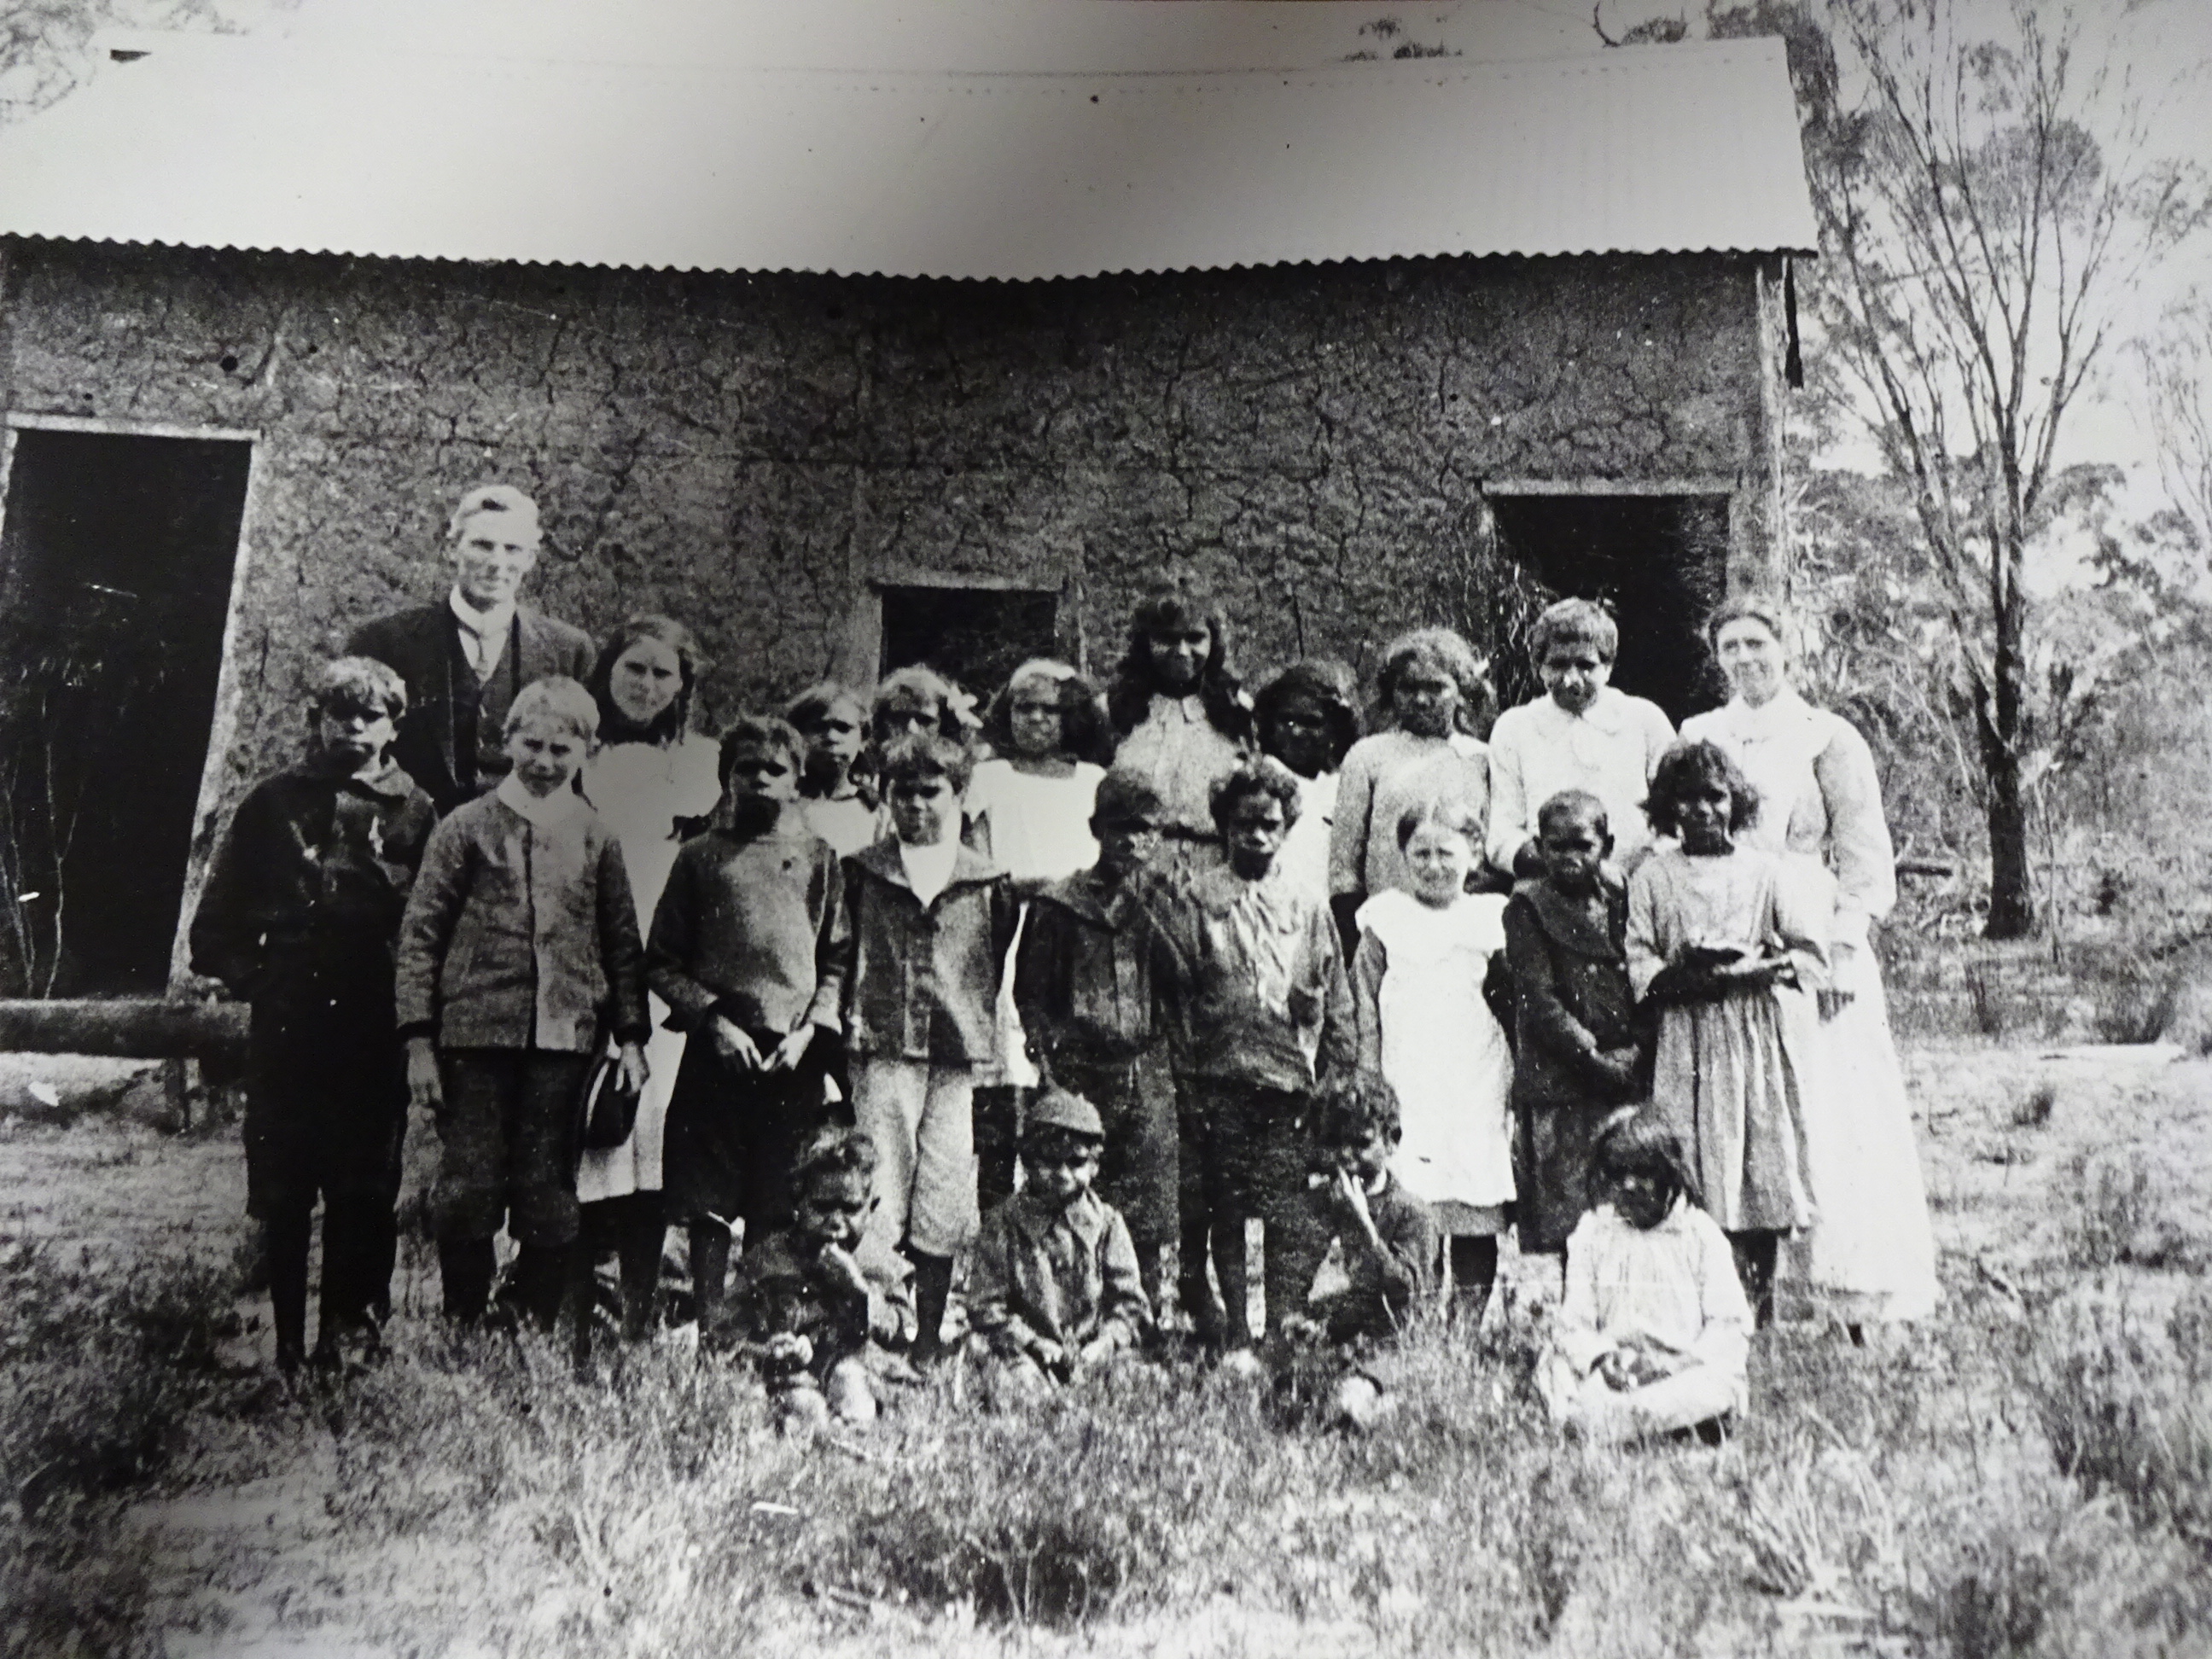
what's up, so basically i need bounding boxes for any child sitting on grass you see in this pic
[1504,790,1644,1262]
[1540,1109,1751,1445]
[719,1126,917,1433]
[841,731,1016,1361]
[966,1086,1151,1401]
[1160,757,1355,1351]
[1013,771,1181,1311]
[190,656,437,1374]
[650,714,847,1333]
[397,676,649,1339]
[1270,1072,1438,1429]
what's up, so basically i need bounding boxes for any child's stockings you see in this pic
[265,1207,313,1370]
[438,1238,497,1324]
[1448,1234,1499,1327]
[610,1192,663,1341]
[1728,1229,1780,1328]
[1211,1219,1253,1348]
[911,1250,954,1363]
[1178,1214,1225,1344]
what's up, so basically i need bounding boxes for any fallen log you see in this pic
[0,998,247,1062]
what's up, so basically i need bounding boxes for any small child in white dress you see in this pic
[1351,797,1515,1324]
[1542,1109,1752,1445]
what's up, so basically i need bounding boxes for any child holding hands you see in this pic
[719,1126,917,1432]
[1540,1110,1751,1444]
[1628,741,1827,1324]
[1504,790,1644,1258]
[397,677,649,1334]
[967,1086,1151,1401]
[190,656,436,1372]
[650,714,847,1331]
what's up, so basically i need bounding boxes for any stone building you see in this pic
[0,18,1814,992]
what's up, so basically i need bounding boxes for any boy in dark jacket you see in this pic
[1270,1073,1439,1429]
[1502,790,1643,1258]
[968,1086,1151,1401]
[650,713,847,1330]
[719,1126,917,1432]
[396,676,649,1336]
[1012,770,1180,1310]
[840,731,1016,1360]
[1158,757,1356,1350]
[190,657,436,1372]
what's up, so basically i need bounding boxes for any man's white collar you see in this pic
[449,585,515,636]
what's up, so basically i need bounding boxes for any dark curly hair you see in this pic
[980,660,1115,767]
[1208,756,1303,831]
[1587,1108,1700,1214]
[793,1126,881,1190]
[1311,1071,1403,1148]
[716,713,805,784]
[587,614,709,747]
[1373,626,1494,737]
[1106,578,1253,743]
[1642,739,1761,838]
[1254,659,1361,773]
[783,680,869,801]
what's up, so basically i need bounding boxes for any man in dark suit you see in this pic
[347,485,597,815]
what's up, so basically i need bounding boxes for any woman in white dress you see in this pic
[965,660,1113,1208]
[1680,595,1939,1330]
[576,614,725,1338]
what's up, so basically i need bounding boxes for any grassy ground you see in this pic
[3,1038,2210,1657]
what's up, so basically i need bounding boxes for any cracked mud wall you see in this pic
[0,241,1770,931]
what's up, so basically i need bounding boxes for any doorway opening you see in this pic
[1484,493,1731,724]
[0,428,253,996]
[876,583,1061,701]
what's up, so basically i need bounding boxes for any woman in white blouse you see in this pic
[1680,595,1939,1330]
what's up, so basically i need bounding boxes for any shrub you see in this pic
[2092,966,2184,1046]
[2009,1083,2058,1131]
[2065,1151,2157,1271]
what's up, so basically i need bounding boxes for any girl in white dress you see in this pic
[577,614,725,1338]
[1352,797,1516,1324]
[1682,596,1939,1330]
[966,661,1113,1208]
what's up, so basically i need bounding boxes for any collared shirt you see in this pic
[898,832,961,907]
[448,585,516,681]
[968,1186,1150,1357]
[494,771,587,831]
[1484,687,1676,870]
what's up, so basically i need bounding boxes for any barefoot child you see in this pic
[1540,1109,1751,1444]
[650,714,847,1330]
[719,1126,917,1431]
[784,682,877,857]
[967,1087,1151,1400]
[1160,758,1354,1348]
[190,657,437,1372]
[1504,790,1644,1259]
[1351,798,1516,1324]
[1271,1073,1439,1429]
[967,659,1113,1214]
[841,731,1016,1359]
[1628,741,1827,1324]
[397,677,649,1334]
[1014,771,1182,1309]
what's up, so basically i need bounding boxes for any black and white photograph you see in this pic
[0,0,2209,1651]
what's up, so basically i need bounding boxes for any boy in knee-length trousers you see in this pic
[190,656,436,1372]
[396,677,649,1333]
[839,731,1016,1360]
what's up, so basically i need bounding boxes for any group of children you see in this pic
[194,579,1859,1447]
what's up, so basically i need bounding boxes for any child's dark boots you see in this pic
[911,1250,955,1365]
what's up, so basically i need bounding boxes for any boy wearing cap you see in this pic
[347,484,596,816]
[190,656,437,1372]
[1012,769,1182,1310]
[967,1086,1152,1400]
[718,1126,917,1432]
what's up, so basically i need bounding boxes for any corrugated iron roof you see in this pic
[0,31,1816,278]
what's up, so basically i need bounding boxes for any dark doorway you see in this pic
[0,429,252,996]
[877,584,1059,701]
[1485,494,1731,724]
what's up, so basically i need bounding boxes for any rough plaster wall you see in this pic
[0,242,1764,885]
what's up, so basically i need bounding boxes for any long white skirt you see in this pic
[1781,948,1940,1323]
[574,991,684,1205]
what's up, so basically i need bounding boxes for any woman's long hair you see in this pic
[587,614,707,747]
[1105,579,1252,742]
[1371,626,1493,739]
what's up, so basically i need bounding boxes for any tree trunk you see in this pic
[1984,751,2034,938]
